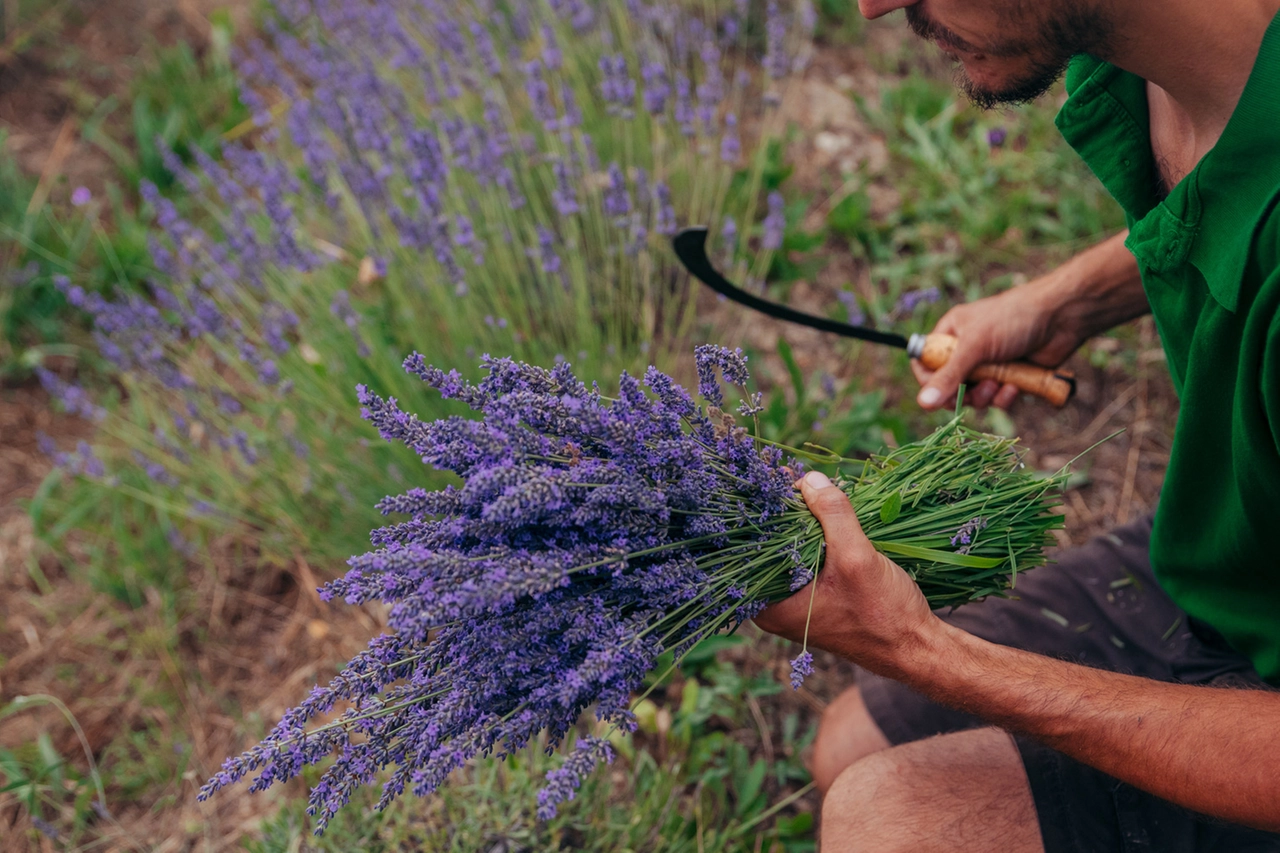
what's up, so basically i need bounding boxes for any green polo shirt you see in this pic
[1054,14,1280,684]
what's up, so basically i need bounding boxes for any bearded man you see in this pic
[755,1,1280,849]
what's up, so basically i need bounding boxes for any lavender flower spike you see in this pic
[896,286,941,314]
[695,344,749,407]
[720,113,741,164]
[789,650,814,690]
[763,192,786,251]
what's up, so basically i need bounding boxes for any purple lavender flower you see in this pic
[537,737,614,819]
[951,517,989,554]
[541,24,562,69]
[696,42,725,133]
[641,60,669,115]
[721,216,737,251]
[763,192,786,251]
[524,60,558,129]
[559,82,583,130]
[133,451,180,487]
[836,290,865,326]
[534,226,563,274]
[694,344,749,406]
[820,373,837,399]
[764,2,790,80]
[552,159,580,216]
[720,113,740,164]
[896,286,941,314]
[988,127,1008,148]
[603,163,631,223]
[789,650,814,690]
[36,367,106,422]
[330,290,372,358]
[737,391,764,418]
[599,54,636,117]
[70,186,92,207]
[654,183,677,236]
[674,73,695,136]
[74,441,105,478]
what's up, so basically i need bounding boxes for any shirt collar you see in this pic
[1055,13,1280,313]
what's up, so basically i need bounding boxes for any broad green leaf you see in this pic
[879,491,902,524]
[734,759,767,817]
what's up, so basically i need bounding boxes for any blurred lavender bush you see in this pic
[40,0,819,572]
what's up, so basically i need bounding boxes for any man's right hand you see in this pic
[910,231,1149,411]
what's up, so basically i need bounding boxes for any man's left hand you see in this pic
[753,470,942,678]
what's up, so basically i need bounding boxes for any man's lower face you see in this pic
[904,4,1080,109]
[953,50,1069,109]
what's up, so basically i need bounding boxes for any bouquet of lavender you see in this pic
[200,346,1065,832]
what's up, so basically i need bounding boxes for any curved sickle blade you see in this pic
[672,227,909,349]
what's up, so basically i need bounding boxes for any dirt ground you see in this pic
[0,0,253,198]
[0,6,1175,850]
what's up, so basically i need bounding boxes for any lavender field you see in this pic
[0,0,1168,849]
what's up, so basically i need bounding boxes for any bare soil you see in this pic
[0,0,252,199]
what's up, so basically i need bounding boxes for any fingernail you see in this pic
[803,471,833,489]
[918,387,941,407]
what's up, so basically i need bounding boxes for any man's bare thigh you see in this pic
[821,727,1042,853]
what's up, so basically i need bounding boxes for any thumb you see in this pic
[916,339,981,411]
[799,471,873,563]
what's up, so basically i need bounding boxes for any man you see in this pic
[755,0,1280,850]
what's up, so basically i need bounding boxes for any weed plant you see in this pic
[824,72,1125,327]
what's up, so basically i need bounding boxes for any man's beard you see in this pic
[905,4,1113,109]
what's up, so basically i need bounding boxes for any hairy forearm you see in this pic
[1036,230,1149,338]
[889,621,1280,831]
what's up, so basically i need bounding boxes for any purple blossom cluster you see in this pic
[836,290,866,326]
[951,516,989,554]
[789,650,813,690]
[763,191,786,251]
[896,286,941,314]
[200,348,804,830]
[48,0,815,527]
[37,434,106,479]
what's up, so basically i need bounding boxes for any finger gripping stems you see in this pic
[907,333,1076,407]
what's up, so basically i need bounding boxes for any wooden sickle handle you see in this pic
[909,333,1075,408]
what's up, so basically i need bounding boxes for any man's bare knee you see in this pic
[809,685,892,795]
[819,728,1043,853]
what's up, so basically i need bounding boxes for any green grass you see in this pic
[83,12,247,194]
[864,73,1122,301]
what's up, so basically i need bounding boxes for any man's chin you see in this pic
[954,57,1066,109]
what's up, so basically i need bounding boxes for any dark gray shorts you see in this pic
[859,515,1280,853]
